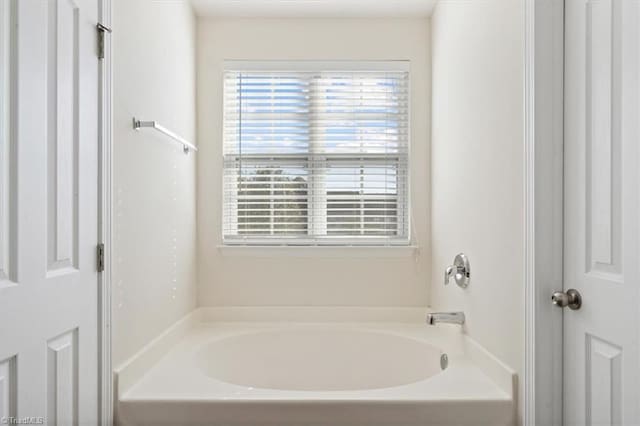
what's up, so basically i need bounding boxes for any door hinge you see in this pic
[97,243,105,273]
[96,23,112,60]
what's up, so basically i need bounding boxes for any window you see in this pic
[222,61,409,246]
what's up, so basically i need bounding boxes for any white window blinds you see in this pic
[223,62,410,246]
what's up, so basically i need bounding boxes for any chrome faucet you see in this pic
[426,312,465,326]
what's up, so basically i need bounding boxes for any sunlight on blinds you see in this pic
[223,64,409,245]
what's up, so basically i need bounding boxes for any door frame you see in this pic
[524,0,565,425]
[98,0,113,424]
[92,1,564,424]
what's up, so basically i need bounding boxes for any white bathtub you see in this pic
[116,308,516,426]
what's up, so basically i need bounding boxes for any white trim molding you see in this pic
[222,60,411,72]
[524,1,536,423]
[98,0,113,424]
[524,0,564,425]
[217,245,420,258]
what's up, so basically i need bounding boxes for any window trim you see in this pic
[223,60,411,73]
[221,60,412,247]
[217,245,420,258]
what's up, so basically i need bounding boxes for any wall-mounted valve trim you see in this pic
[444,253,471,288]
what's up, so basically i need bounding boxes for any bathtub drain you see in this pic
[440,353,448,370]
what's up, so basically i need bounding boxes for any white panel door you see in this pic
[0,0,100,425]
[564,0,640,425]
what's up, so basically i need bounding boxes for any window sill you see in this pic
[217,245,420,258]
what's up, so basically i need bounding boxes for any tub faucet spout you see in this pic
[426,312,465,326]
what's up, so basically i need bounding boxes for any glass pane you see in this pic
[235,162,309,237]
[325,162,400,237]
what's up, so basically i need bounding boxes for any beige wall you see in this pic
[112,0,197,367]
[430,0,524,422]
[196,19,431,306]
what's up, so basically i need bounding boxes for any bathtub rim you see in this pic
[114,307,516,407]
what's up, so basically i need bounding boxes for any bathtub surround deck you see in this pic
[115,308,516,426]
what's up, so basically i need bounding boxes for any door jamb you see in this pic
[93,1,566,424]
[98,0,113,424]
[524,0,565,425]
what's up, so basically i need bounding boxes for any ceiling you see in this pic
[190,0,438,18]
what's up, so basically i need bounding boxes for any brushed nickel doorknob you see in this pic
[551,288,582,310]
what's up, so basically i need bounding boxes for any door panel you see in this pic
[47,0,81,274]
[564,0,640,425]
[0,0,100,425]
[0,0,14,286]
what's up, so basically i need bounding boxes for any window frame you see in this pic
[221,60,412,247]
